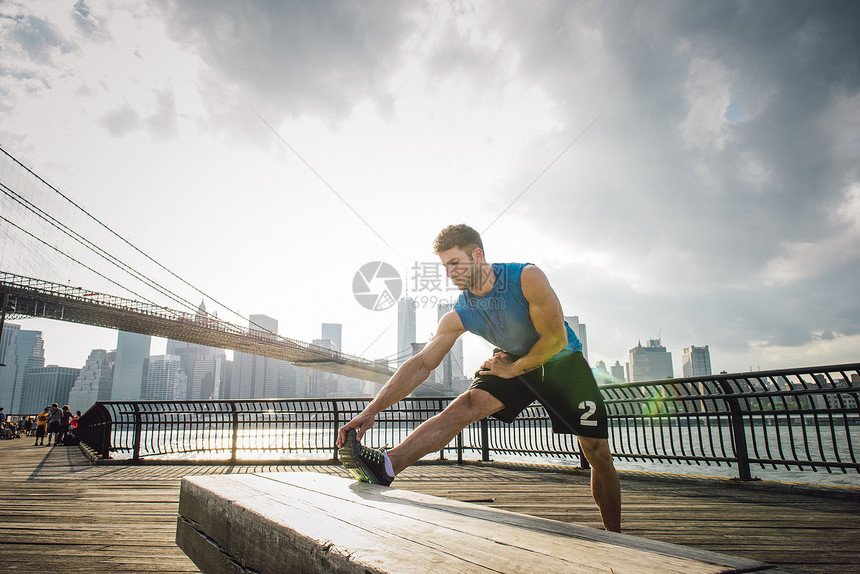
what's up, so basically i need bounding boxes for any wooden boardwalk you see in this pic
[1,439,858,573]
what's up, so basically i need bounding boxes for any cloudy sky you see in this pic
[1,0,858,379]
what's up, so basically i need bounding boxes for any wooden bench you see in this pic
[176,472,798,574]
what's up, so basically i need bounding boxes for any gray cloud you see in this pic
[99,103,141,137]
[6,13,76,64]
[483,6,857,207]
[0,8,74,109]
[151,0,417,122]
[72,0,111,42]
[461,1,860,353]
[146,87,178,139]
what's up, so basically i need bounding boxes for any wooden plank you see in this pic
[259,472,761,569]
[177,472,785,574]
[179,475,489,574]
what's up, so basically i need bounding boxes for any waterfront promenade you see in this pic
[1,439,859,574]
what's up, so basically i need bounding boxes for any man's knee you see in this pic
[578,437,615,471]
[444,389,504,424]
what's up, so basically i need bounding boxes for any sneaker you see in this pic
[338,429,394,486]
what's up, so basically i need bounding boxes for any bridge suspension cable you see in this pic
[0,212,162,309]
[0,182,200,313]
[0,146,278,338]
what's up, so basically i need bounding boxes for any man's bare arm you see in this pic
[481,265,568,378]
[336,310,465,445]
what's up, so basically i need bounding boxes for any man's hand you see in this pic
[336,411,376,447]
[479,351,520,379]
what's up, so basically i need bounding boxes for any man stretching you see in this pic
[337,224,621,532]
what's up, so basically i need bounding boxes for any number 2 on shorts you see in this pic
[578,400,598,426]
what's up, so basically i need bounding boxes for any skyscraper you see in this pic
[231,352,280,399]
[307,338,337,397]
[593,360,611,385]
[276,361,307,398]
[397,298,416,367]
[320,324,349,396]
[0,323,45,413]
[610,360,626,382]
[435,301,464,391]
[0,323,20,411]
[145,355,186,401]
[321,323,342,352]
[112,331,151,401]
[20,366,80,414]
[166,339,227,400]
[230,315,280,399]
[67,349,115,413]
[628,339,674,382]
[190,355,224,400]
[249,314,278,334]
[564,316,588,363]
[682,345,712,377]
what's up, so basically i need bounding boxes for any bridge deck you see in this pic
[0,439,858,574]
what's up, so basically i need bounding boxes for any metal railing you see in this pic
[75,398,454,463]
[75,362,860,480]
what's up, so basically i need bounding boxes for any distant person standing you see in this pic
[58,406,72,445]
[0,407,6,426]
[47,403,61,446]
[35,407,49,446]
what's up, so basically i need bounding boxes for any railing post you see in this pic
[132,403,142,463]
[230,402,239,463]
[332,400,340,462]
[481,418,490,462]
[438,400,446,461]
[579,448,590,470]
[718,380,753,481]
[101,417,112,459]
[0,292,9,349]
[456,430,463,465]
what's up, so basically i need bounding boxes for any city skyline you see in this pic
[5,286,734,381]
[1,2,857,380]
[4,311,847,414]
[5,316,725,391]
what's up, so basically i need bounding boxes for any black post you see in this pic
[101,415,112,460]
[456,430,463,465]
[579,447,591,470]
[332,400,340,462]
[0,292,8,367]
[230,402,239,463]
[132,403,142,463]
[480,418,490,462]
[438,400,446,461]
[718,380,753,480]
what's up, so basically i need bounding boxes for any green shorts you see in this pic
[469,351,608,438]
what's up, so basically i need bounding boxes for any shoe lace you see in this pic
[359,445,388,463]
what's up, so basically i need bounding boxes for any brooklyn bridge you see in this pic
[0,147,393,384]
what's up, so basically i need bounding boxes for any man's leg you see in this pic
[578,436,621,532]
[387,389,504,474]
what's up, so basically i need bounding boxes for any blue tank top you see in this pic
[453,262,581,362]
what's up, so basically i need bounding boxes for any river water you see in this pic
[119,421,860,488]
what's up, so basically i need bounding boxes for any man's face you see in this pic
[438,247,479,291]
